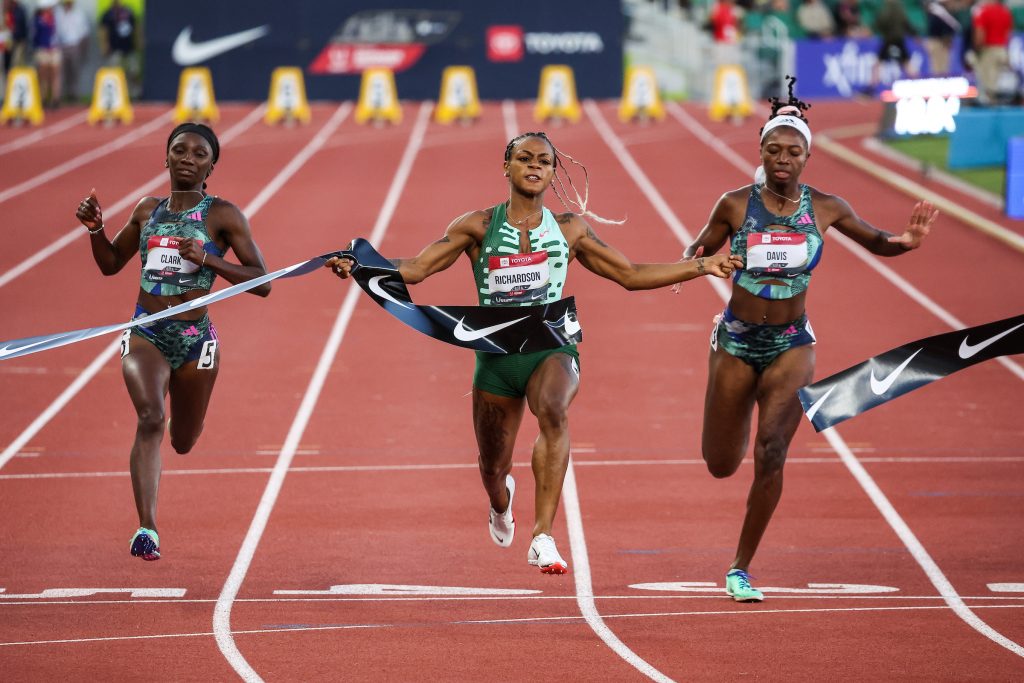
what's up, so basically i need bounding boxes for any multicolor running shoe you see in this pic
[130,527,161,561]
[527,533,568,575]
[725,568,763,602]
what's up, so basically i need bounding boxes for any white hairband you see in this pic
[760,115,812,150]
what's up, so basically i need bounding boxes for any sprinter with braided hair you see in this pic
[684,77,937,601]
[328,132,741,574]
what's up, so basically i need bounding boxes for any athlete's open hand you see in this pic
[888,200,937,251]
[178,237,206,266]
[702,253,744,278]
[76,189,103,233]
[325,255,355,279]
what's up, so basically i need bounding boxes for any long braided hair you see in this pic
[504,131,623,225]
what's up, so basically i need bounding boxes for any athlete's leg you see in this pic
[167,343,220,454]
[121,337,171,532]
[524,353,580,537]
[701,345,758,478]
[473,389,526,515]
[732,345,814,571]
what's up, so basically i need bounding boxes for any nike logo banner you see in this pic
[338,238,582,353]
[0,256,329,361]
[797,313,1024,432]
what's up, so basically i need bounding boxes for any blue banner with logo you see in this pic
[143,1,623,101]
[795,34,1024,100]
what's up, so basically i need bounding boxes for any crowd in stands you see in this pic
[1,0,139,107]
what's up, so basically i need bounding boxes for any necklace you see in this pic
[761,184,799,205]
[507,204,543,226]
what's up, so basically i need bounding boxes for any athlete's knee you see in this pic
[703,451,742,479]
[170,429,199,455]
[534,401,569,435]
[477,452,508,480]
[754,437,788,478]
[135,405,166,437]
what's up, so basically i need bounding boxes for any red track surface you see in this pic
[1,99,1022,682]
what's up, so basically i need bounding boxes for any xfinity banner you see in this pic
[144,1,623,101]
[795,34,1024,100]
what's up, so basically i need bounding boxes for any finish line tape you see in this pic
[0,238,581,361]
[798,313,1024,432]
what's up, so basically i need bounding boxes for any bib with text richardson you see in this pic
[488,251,550,305]
[144,235,202,287]
[745,232,808,277]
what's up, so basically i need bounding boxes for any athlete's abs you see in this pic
[728,284,807,325]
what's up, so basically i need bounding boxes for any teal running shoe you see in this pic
[130,527,161,561]
[725,569,763,602]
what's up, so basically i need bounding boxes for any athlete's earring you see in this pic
[164,160,169,168]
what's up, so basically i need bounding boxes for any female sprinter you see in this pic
[327,132,743,574]
[685,82,937,601]
[75,123,271,561]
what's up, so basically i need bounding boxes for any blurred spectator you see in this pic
[99,0,138,97]
[924,1,961,76]
[972,0,1013,102]
[873,0,918,77]
[708,0,745,66]
[55,0,89,103]
[2,0,29,74]
[797,0,836,39]
[834,0,872,38]
[33,0,62,107]
[765,0,803,37]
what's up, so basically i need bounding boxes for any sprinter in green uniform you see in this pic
[75,123,271,561]
[327,132,742,574]
[685,84,936,601]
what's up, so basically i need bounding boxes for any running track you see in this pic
[0,99,1021,681]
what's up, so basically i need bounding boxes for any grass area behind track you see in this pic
[882,135,1005,196]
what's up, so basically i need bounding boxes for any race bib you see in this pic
[143,235,202,287]
[488,251,550,305]
[745,232,808,276]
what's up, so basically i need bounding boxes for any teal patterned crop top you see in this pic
[472,203,569,307]
[138,195,226,296]
[730,184,823,300]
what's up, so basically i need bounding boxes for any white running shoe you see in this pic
[527,533,568,574]
[488,474,516,547]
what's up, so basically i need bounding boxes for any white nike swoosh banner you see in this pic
[340,238,582,353]
[798,312,1024,431]
[172,26,271,66]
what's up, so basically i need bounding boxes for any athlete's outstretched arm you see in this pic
[824,194,936,256]
[189,200,271,296]
[570,214,741,290]
[326,211,480,284]
[684,189,745,259]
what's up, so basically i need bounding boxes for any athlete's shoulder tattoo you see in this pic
[585,225,608,248]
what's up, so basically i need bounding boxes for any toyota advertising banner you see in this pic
[143,1,623,101]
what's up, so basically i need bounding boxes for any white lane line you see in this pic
[501,99,518,143]
[0,342,120,471]
[0,110,174,205]
[0,106,270,475]
[5,454,1021,481]
[212,101,433,683]
[504,99,674,683]
[0,110,90,156]
[564,461,675,682]
[622,99,1024,659]
[3,594,1023,609]
[4,603,1021,648]
[0,104,268,290]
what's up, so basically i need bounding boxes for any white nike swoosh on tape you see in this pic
[0,338,52,358]
[804,385,836,423]
[453,316,529,342]
[869,348,923,395]
[958,322,1024,359]
[368,275,412,309]
[172,26,270,66]
[548,311,581,336]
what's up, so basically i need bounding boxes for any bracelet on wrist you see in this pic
[87,224,104,235]
[697,257,706,275]
[201,252,208,267]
